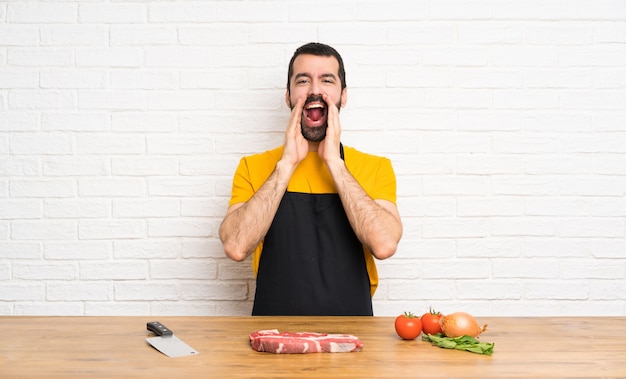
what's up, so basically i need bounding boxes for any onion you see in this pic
[440,312,487,338]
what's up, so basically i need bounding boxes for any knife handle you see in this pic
[147,321,173,337]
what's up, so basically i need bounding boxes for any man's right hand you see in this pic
[281,97,308,168]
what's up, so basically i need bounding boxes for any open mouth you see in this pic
[303,99,327,127]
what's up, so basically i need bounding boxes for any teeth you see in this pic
[306,103,325,110]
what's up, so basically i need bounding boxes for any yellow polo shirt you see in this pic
[228,145,397,296]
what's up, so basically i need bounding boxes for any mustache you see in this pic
[304,95,326,107]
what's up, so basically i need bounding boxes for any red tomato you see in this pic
[421,308,444,335]
[394,312,422,340]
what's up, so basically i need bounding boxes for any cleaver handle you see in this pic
[147,321,173,337]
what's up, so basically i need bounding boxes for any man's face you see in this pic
[286,54,347,142]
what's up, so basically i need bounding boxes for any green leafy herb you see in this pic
[422,333,494,355]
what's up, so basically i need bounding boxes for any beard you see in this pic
[290,94,342,142]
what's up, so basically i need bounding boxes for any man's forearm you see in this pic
[326,160,402,260]
[219,161,294,261]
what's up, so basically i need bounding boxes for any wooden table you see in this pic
[1,316,625,378]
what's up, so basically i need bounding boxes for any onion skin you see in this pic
[440,312,487,338]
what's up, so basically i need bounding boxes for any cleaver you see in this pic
[146,321,199,358]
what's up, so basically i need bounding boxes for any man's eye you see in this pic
[296,79,309,84]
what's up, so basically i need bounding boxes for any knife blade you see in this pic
[146,321,199,358]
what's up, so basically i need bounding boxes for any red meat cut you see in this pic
[249,329,363,354]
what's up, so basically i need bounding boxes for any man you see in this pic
[219,42,402,316]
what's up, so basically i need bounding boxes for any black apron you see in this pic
[252,147,373,316]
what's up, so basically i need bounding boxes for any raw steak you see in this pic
[249,329,363,354]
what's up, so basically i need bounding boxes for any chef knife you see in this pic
[146,321,199,358]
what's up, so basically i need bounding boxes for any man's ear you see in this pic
[285,89,291,108]
[340,87,347,108]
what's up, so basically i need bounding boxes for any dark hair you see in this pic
[286,42,346,92]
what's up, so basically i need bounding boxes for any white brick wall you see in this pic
[1,0,625,317]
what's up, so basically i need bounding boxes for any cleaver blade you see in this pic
[146,321,199,358]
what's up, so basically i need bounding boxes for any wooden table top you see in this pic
[1,316,625,378]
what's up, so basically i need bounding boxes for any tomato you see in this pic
[421,308,444,335]
[394,312,422,340]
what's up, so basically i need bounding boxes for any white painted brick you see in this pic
[524,155,592,175]
[388,279,454,300]
[114,282,179,301]
[215,46,285,69]
[85,302,150,316]
[457,197,524,216]
[456,154,523,174]
[79,90,146,111]
[112,113,177,133]
[79,219,146,240]
[40,26,108,46]
[493,46,559,66]
[148,218,212,238]
[595,22,626,43]
[114,239,180,259]
[395,197,455,217]
[111,70,178,90]
[79,178,146,197]
[42,112,109,132]
[7,2,77,23]
[11,220,77,240]
[43,157,109,176]
[14,263,77,280]
[526,24,594,45]
[218,261,255,281]
[0,26,39,46]
[288,2,351,22]
[593,113,626,132]
[319,24,387,46]
[181,198,225,217]
[248,24,317,44]
[423,175,488,195]
[9,133,74,155]
[422,218,489,238]
[525,69,592,88]
[147,90,215,111]
[45,241,111,260]
[424,89,491,109]
[459,23,524,44]
[79,3,147,23]
[562,0,626,20]
[47,282,110,301]
[0,112,39,132]
[10,179,76,198]
[14,303,84,316]
[150,259,217,280]
[179,25,248,46]
[0,242,41,259]
[494,89,560,110]
[494,0,561,20]
[561,134,626,153]
[560,46,626,67]
[0,284,44,301]
[0,69,39,88]
[388,23,455,44]
[356,0,427,21]
[525,281,588,300]
[592,197,626,216]
[492,217,556,237]
[111,157,178,176]
[428,0,492,20]
[387,68,454,88]
[0,263,10,281]
[149,177,214,197]
[589,280,625,300]
[590,239,626,258]
[145,47,214,68]
[76,48,143,68]
[181,70,247,89]
[179,156,238,176]
[80,261,148,280]
[182,239,225,259]
[559,176,626,196]
[523,238,589,258]
[423,259,489,279]
[147,135,213,155]
[40,69,106,89]
[492,176,557,196]
[458,111,523,131]
[44,199,110,219]
[78,134,145,154]
[492,134,560,153]
[422,47,489,66]
[110,26,177,46]
[458,69,524,89]
[525,113,591,132]
[562,260,624,279]
[8,48,73,67]
[456,280,523,300]
[557,218,624,238]
[148,2,216,23]
[9,90,75,110]
[525,197,592,216]
[456,238,522,258]
[493,258,560,278]
[0,199,41,219]
[352,46,420,66]
[595,68,626,89]
[180,281,248,301]
[562,90,626,110]
[113,199,179,218]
